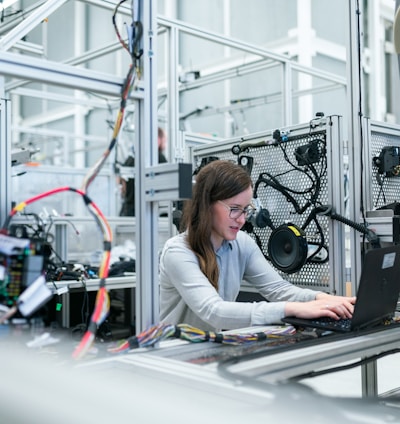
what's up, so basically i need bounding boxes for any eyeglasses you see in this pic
[218,200,255,220]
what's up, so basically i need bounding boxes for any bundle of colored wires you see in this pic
[80,63,136,193]
[81,0,141,193]
[0,1,143,362]
[1,183,114,361]
[0,187,113,359]
[108,323,297,354]
[72,1,143,360]
[73,1,142,358]
[0,189,113,360]
[179,323,296,345]
[108,323,178,353]
[71,200,112,360]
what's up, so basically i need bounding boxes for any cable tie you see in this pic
[173,326,181,338]
[128,336,139,349]
[214,333,224,343]
[133,49,143,59]
[109,138,117,150]
[81,193,91,205]
[87,321,97,334]
[255,332,267,341]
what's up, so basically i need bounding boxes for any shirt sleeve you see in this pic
[241,234,320,304]
[160,234,320,330]
[161,241,256,329]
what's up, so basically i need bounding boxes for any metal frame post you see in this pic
[0,81,11,226]
[347,0,365,291]
[135,0,160,332]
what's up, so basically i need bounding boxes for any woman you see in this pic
[159,160,355,331]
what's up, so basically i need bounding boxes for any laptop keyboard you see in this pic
[308,317,352,331]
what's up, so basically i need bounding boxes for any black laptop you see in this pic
[282,245,400,333]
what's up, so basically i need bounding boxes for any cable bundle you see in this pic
[72,286,111,359]
[0,187,113,360]
[108,323,178,353]
[108,323,297,354]
[0,1,144,360]
[71,2,142,359]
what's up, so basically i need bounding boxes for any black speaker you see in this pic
[268,223,308,273]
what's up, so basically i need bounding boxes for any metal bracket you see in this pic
[144,162,192,202]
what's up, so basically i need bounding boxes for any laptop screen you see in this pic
[351,244,400,329]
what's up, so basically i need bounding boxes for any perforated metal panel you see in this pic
[348,119,400,290]
[363,120,400,210]
[192,116,347,294]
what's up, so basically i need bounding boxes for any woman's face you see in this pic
[210,185,253,250]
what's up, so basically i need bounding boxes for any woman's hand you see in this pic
[285,294,356,320]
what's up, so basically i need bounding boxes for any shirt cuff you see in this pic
[251,301,287,325]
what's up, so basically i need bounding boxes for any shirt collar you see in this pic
[216,239,233,253]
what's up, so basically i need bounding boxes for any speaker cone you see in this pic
[268,223,308,273]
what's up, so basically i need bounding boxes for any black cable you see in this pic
[375,174,387,207]
[330,209,380,248]
[302,214,329,264]
[79,280,90,327]
[254,174,304,214]
[1,7,23,23]
[265,169,316,197]
[253,135,327,216]
[248,133,329,266]
[289,348,400,381]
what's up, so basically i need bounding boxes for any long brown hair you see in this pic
[181,160,252,290]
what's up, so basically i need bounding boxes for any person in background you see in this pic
[119,127,167,216]
[159,160,356,331]
[157,126,168,164]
